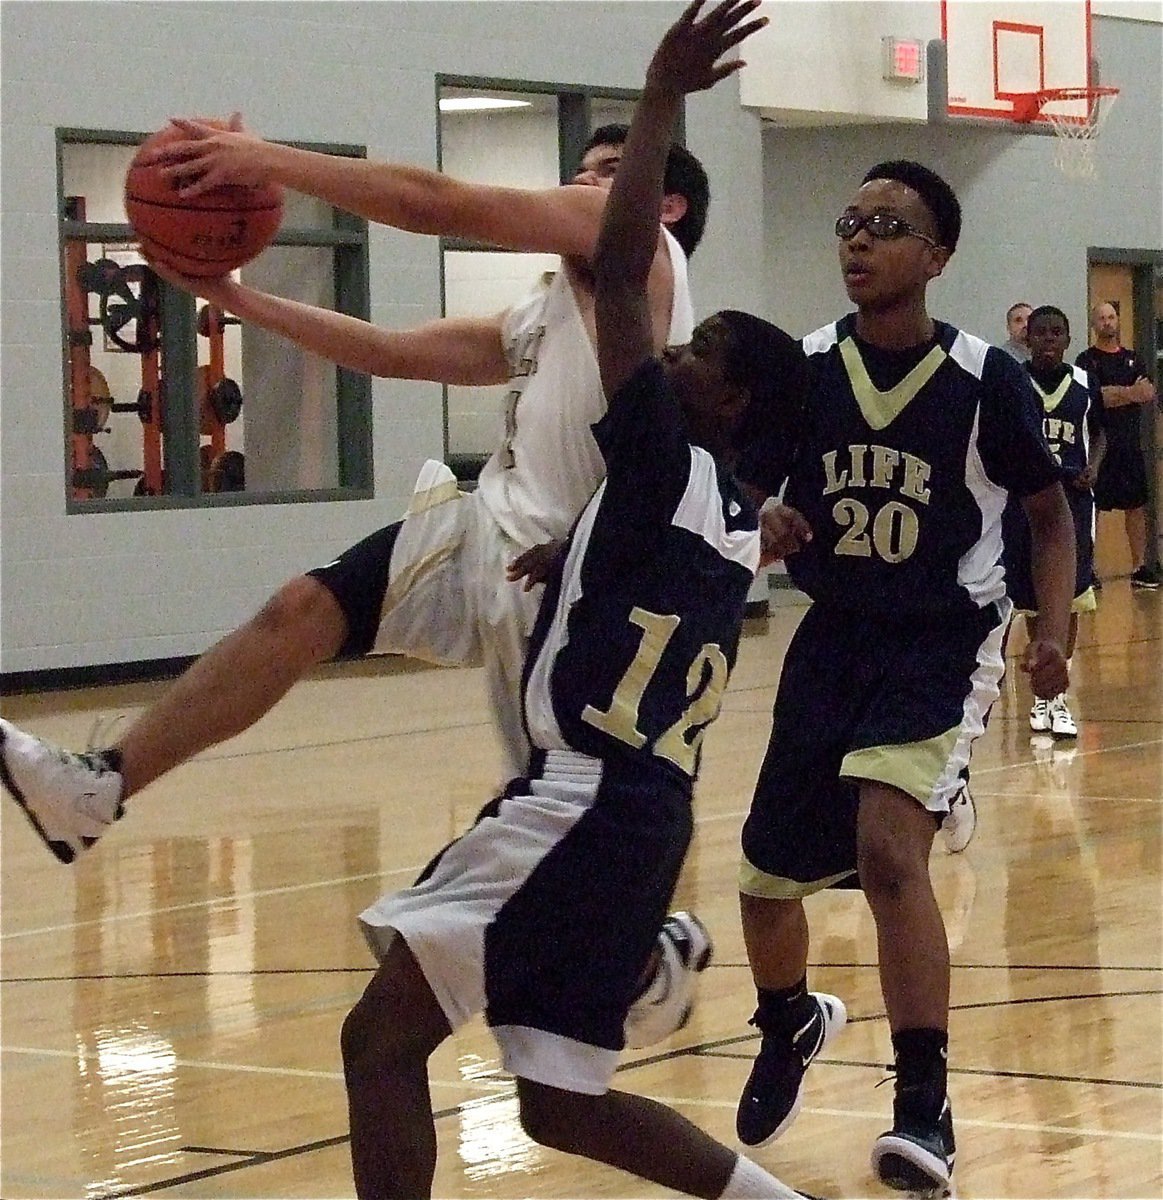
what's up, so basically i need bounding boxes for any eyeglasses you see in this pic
[834,211,943,249]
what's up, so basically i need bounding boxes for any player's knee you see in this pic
[340,994,419,1085]
[857,830,926,903]
[515,1080,591,1153]
[253,575,347,663]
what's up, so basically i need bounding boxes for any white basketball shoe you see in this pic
[0,719,124,863]
[624,911,713,1048]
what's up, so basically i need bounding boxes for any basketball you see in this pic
[124,121,284,277]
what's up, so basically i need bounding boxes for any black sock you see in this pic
[752,976,815,1035]
[98,747,124,774]
[891,1027,948,1121]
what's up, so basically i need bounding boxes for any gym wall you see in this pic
[1,3,1159,679]
[755,13,1162,354]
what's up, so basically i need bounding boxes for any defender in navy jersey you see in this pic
[733,161,1077,1195]
[341,6,816,1199]
[1003,306,1102,739]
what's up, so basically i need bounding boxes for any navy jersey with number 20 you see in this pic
[770,316,1059,618]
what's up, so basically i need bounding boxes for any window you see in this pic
[58,130,371,509]
[436,82,638,481]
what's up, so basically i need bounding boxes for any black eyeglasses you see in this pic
[835,211,943,249]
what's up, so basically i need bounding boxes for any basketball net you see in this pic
[1012,86,1120,179]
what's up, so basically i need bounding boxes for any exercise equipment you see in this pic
[71,445,144,498]
[64,200,246,499]
[197,303,244,482]
[65,197,163,499]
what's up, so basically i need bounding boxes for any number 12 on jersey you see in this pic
[582,606,729,777]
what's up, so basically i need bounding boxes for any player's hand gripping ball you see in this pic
[124,121,283,277]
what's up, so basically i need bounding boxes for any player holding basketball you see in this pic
[1003,305,1102,739]
[2,103,704,794]
[1,35,716,1049]
[731,162,1076,1195]
[337,4,819,1196]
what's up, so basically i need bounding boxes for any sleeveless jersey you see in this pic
[476,227,693,549]
[775,316,1059,618]
[522,358,759,784]
[1026,361,1098,479]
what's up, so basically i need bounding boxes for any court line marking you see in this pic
[4,1044,1159,1145]
[4,748,1156,945]
[0,1044,497,1093]
[4,733,1158,941]
[0,866,416,941]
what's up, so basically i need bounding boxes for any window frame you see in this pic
[435,77,680,481]
[56,126,374,513]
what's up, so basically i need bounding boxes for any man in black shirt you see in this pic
[1076,301,1160,588]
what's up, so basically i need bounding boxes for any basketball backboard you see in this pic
[941,1,1094,124]
[738,1,1095,128]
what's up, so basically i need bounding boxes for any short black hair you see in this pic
[583,124,709,258]
[1028,304,1070,336]
[716,310,809,460]
[862,160,961,253]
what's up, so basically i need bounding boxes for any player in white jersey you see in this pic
[478,223,692,550]
[1,115,701,855]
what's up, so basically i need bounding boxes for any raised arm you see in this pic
[147,264,509,385]
[594,0,764,399]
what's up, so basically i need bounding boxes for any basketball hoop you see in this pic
[1012,86,1120,179]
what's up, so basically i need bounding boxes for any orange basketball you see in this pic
[124,121,284,278]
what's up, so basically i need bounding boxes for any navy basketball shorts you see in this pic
[740,598,1010,898]
[1094,431,1149,511]
[1004,487,1096,614]
[359,750,692,1095]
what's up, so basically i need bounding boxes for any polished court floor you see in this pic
[2,582,1160,1199]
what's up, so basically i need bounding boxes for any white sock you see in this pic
[718,1153,802,1199]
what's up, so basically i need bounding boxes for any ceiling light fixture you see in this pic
[439,97,532,113]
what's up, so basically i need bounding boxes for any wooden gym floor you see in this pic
[1,582,1160,1199]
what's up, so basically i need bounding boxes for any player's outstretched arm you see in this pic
[139,114,611,262]
[145,258,508,385]
[594,0,765,399]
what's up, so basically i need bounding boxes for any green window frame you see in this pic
[57,127,373,512]
[436,78,682,483]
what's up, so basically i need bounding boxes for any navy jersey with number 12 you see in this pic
[522,358,760,784]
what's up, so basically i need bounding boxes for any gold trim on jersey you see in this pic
[1031,374,1072,414]
[381,542,461,618]
[406,476,461,516]
[738,858,856,899]
[1073,585,1098,614]
[840,725,961,803]
[839,336,947,431]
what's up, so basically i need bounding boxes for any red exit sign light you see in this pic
[882,37,924,83]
